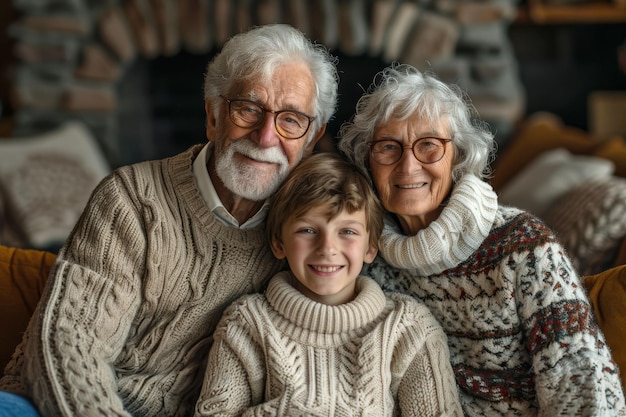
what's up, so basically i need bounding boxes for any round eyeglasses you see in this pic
[369,137,452,165]
[220,96,315,140]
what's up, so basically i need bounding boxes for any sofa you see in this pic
[490,112,626,275]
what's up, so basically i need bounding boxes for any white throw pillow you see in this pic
[498,148,614,218]
[0,121,110,249]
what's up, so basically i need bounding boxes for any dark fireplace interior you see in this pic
[121,24,626,167]
[118,50,390,165]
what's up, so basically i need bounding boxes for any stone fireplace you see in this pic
[6,0,525,168]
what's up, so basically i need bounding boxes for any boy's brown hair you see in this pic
[266,152,384,250]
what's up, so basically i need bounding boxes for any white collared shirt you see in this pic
[192,143,269,229]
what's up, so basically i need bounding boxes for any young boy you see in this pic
[194,153,462,417]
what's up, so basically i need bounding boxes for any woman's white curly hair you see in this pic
[338,63,496,183]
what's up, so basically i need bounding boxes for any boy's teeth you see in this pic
[313,265,340,272]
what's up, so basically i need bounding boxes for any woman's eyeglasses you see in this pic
[369,137,452,165]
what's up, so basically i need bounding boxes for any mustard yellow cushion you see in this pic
[583,265,626,389]
[593,135,626,179]
[0,245,56,375]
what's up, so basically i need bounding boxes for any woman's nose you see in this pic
[397,145,423,170]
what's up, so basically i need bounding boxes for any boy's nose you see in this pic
[317,235,337,257]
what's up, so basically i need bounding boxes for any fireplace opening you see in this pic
[139,50,389,164]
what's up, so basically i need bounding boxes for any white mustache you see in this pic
[230,139,288,166]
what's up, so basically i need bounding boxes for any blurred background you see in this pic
[0,0,623,165]
[0,0,625,252]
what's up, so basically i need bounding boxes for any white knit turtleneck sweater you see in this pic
[365,174,626,416]
[195,271,463,417]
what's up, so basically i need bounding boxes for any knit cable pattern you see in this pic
[195,272,463,416]
[1,146,284,417]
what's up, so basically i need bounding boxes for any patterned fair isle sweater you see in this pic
[0,145,285,417]
[195,271,463,417]
[363,174,626,417]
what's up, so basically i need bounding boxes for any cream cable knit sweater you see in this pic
[195,271,463,417]
[0,145,285,417]
[365,174,626,416]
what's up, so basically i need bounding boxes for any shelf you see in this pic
[517,1,626,23]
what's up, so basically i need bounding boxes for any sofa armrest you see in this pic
[0,245,56,375]
[583,265,626,390]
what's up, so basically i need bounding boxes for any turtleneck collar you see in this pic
[378,174,498,275]
[266,271,388,336]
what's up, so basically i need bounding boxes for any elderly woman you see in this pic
[338,63,625,416]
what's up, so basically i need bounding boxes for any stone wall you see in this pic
[7,0,525,167]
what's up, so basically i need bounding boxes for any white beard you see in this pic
[215,138,291,201]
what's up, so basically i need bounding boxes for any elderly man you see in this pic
[0,24,339,417]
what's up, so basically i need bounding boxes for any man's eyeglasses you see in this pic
[220,96,315,140]
[369,137,452,165]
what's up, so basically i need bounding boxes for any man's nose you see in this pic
[250,113,281,148]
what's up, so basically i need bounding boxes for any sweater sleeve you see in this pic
[517,239,626,416]
[195,301,266,417]
[22,170,146,417]
[393,298,463,417]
